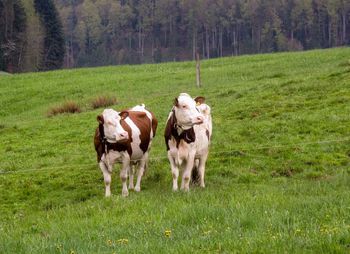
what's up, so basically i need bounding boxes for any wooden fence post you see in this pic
[196,51,201,88]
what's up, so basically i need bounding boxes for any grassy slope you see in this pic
[0,48,349,253]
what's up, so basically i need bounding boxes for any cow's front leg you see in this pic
[135,153,148,192]
[129,165,135,190]
[181,152,195,191]
[99,160,112,197]
[120,156,130,197]
[168,152,179,191]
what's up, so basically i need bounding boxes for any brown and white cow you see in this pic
[164,93,212,191]
[94,105,157,197]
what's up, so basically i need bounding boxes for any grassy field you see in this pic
[0,47,350,253]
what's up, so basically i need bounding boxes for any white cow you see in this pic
[164,93,212,191]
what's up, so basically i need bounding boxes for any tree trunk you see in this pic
[328,20,332,47]
[233,28,237,56]
[164,29,167,48]
[151,39,154,62]
[141,32,144,58]
[138,25,142,53]
[219,27,223,57]
[202,32,205,58]
[192,31,196,60]
[206,27,209,59]
[342,12,346,44]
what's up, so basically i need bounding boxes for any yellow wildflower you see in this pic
[164,229,171,237]
[117,238,129,244]
[203,230,211,235]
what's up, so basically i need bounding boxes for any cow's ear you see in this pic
[194,96,205,105]
[97,115,104,124]
[119,111,129,120]
[174,97,179,107]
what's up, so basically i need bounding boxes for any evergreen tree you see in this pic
[0,0,26,72]
[34,0,65,70]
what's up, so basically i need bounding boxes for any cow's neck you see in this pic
[99,123,131,155]
[170,111,195,146]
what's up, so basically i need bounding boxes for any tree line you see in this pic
[0,0,64,72]
[1,0,349,72]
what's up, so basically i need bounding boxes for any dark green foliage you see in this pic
[1,0,350,71]
[34,0,65,70]
[53,0,350,68]
[0,0,26,72]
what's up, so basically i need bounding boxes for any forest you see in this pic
[1,0,349,72]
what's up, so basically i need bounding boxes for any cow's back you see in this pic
[124,111,157,159]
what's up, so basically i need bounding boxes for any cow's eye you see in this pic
[182,105,187,109]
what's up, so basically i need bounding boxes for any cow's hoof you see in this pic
[122,190,129,197]
[172,186,178,191]
[134,186,141,192]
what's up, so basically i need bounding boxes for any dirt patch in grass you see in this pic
[271,167,303,178]
[47,101,81,117]
[90,95,118,109]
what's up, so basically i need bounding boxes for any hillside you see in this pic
[0,48,350,253]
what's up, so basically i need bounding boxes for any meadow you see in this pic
[0,47,349,253]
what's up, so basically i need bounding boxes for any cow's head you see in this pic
[97,109,129,143]
[195,96,211,119]
[173,93,204,129]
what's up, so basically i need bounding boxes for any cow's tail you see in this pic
[191,159,200,185]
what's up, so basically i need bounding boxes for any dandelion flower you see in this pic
[164,229,171,237]
[117,238,129,244]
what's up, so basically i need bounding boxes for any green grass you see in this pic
[0,47,350,253]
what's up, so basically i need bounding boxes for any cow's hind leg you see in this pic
[191,159,200,185]
[198,153,208,188]
[120,156,130,197]
[168,152,179,191]
[181,152,195,191]
[99,160,112,197]
[129,165,135,190]
[135,153,148,192]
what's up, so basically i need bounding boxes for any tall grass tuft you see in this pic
[90,95,118,109]
[47,101,81,117]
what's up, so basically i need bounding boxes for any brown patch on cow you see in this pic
[194,96,205,105]
[94,127,104,162]
[206,129,210,140]
[119,116,133,155]
[164,111,196,151]
[119,111,129,120]
[125,111,155,153]
[97,114,104,124]
[164,112,176,150]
